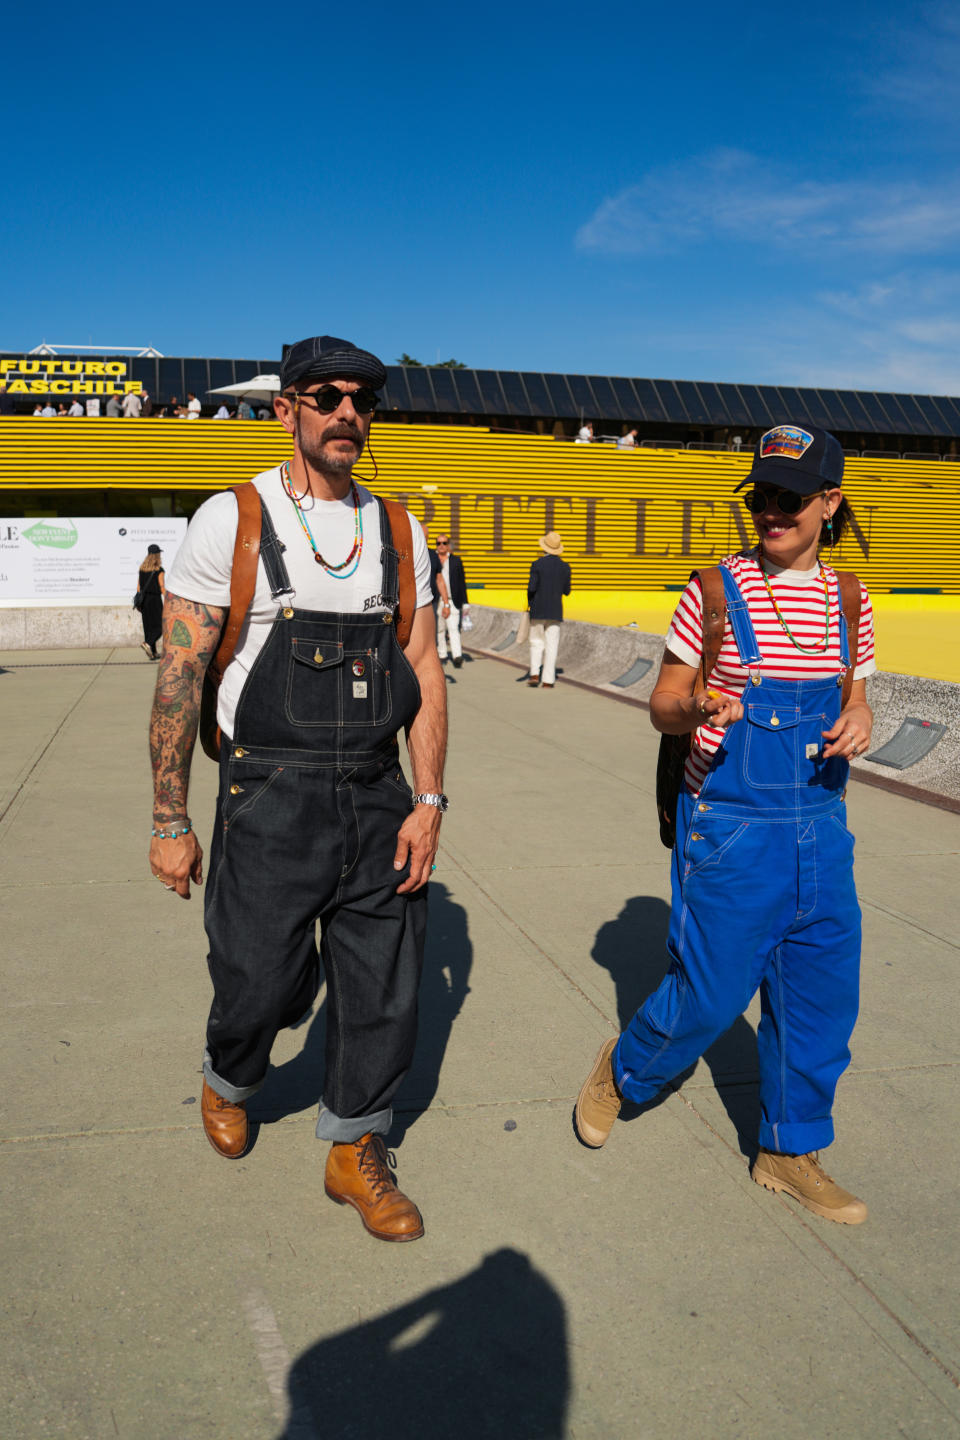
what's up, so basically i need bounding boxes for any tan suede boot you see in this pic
[324,1134,424,1242]
[574,1037,622,1147]
[752,1147,867,1224]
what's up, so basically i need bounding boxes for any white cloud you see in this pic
[576,150,960,258]
[862,2,960,119]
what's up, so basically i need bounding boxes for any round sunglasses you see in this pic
[293,384,380,415]
[742,486,831,516]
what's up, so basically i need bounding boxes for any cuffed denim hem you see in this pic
[762,1116,835,1155]
[202,1052,265,1104]
[315,1102,392,1142]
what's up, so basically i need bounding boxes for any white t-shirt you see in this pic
[186,397,201,419]
[168,465,433,737]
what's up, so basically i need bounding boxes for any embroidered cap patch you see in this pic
[760,425,813,461]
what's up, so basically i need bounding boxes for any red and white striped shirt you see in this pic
[665,550,876,795]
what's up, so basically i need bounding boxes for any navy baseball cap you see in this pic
[735,424,844,495]
[279,335,387,391]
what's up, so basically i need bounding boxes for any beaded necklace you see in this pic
[281,461,363,577]
[758,557,831,653]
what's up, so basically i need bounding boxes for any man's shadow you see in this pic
[275,1248,568,1440]
[248,882,471,1149]
[593,896,759,1154]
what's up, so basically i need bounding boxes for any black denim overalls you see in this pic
[202,494,427,1143]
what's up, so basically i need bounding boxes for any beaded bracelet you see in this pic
[151,820,192,840]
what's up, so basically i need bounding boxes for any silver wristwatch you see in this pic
[414,792,449,812]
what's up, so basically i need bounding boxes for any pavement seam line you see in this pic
[0,657,111,830]
[671,1086,960,1399]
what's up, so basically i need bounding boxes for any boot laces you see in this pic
[356,1136,396,1200]
[796,1152,832,1188]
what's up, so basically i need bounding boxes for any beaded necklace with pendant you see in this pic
[758,558,831,653]
[281,461,363,578]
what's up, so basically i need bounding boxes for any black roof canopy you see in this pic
[3,351,958,440]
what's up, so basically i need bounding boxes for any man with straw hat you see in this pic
[527,531,572,688]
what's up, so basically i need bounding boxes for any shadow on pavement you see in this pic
[591,895,760,1154]
[275,1249,568,1440]
[248,882,472,1150]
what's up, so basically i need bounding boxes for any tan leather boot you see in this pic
[574,1037,622,1147]
[324,1134,424,1242]
[201,1079,249,1159]
[752,1147,867,1224]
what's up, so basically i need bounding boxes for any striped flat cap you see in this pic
[279,335,387,391]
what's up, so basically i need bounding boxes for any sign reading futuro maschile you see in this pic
[0,358,143,396]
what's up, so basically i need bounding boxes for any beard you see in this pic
[297,416,366,475]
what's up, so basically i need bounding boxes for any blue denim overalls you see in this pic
[615,565,862,1154]
[202,494,427,1143]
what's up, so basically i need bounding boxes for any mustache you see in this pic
[323,423,363,444]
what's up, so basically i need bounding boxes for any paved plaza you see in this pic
[1,643,958,1439]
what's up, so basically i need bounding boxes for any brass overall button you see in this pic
[234,746,246,757]
[229,784,242,795]
[382,613,393,625]
[283,607,294,619]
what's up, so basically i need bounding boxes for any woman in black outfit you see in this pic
[136,544,165,659]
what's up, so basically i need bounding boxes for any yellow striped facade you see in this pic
[2,418,958,592]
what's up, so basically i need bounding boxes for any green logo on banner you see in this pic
[23,519,79,550]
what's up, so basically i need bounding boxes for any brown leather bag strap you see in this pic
[696,567,727,683]
[211,482,262,681]
[835,570,862,710]
[381,498,416,649]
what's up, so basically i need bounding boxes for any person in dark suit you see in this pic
[527,531,572,688]
[433,533,469,667]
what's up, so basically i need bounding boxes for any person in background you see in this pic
[67,398,84,416]
[122,389,143,417]
[32,403,44,416]
[40,400,57,417]
[141,389,154,416]
[576,421,594,444]
[527,531,571,688]
[57,402,68,416]
[164,395,182,418]
[136,544,165,660]
[617,427,639,449]
[186,392,202,419]
[432,533,469,669]
[237,398,254,421]
[105,392,122,417]
[212,403,231,420]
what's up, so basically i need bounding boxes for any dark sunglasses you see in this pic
[742,486,830,516]
[294,384,379,415]
[435,537,450,546]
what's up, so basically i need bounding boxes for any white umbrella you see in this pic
[207,374,281,403]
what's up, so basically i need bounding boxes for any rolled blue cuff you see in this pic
[762,1117,835,1155]
[315,1102,392,1142]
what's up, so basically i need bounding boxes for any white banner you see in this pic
[0,517,187,605]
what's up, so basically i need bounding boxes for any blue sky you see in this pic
[3,1,960,393]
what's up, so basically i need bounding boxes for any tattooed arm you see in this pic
[148,594,225,900]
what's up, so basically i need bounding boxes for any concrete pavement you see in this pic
[1,645,958,1439]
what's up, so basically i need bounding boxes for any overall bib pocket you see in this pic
[284,638,393,729]
[743,703,802,790]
